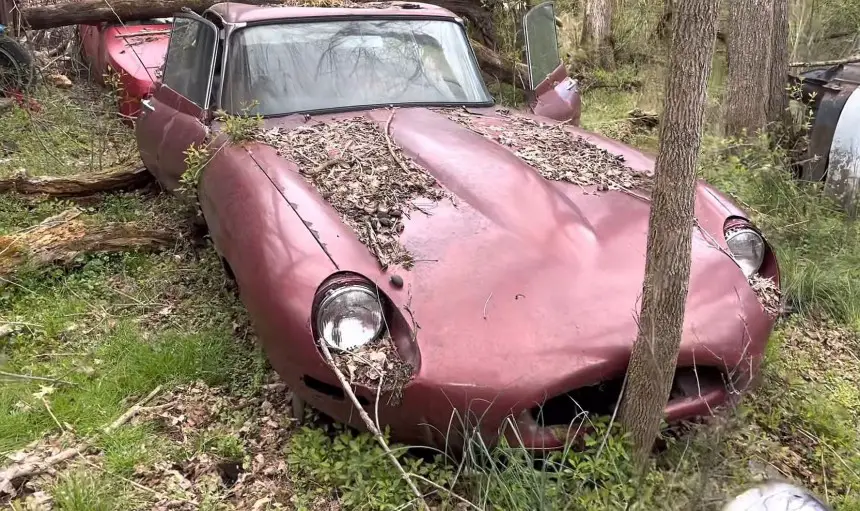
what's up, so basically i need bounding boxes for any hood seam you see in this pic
[245,146,340,270]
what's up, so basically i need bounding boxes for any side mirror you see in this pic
[722,481,831,511]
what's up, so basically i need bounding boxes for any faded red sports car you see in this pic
[80,1,779,450]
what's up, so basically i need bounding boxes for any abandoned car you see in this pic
[74,1,780,450]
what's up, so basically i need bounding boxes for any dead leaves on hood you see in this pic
[258,114,447,270]
[444,108,652,192]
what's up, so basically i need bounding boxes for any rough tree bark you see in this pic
[619,0,720,467]
[581,0,614,68]
[766,0,789,125]
[725,0,774,137]
[0,209,177,276]
[0,166,152,196]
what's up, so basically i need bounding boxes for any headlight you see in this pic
[725,227,765,278]
[316,285,384,351]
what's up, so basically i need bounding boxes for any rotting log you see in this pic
[17,0,261,30]
[0,209,177,276]
[471,40,530,90]
[0,166,152,197]
[17,0,497,45]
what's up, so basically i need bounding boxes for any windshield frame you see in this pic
[217,15,495,117]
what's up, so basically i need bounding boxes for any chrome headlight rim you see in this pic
[725,225,766,278]
[315,283,385,351]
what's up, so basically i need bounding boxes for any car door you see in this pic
[523,2,582,125]
[135,13,218,191]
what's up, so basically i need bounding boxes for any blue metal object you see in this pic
[0,24,6,35]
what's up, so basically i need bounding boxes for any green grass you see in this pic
[0,84,137,179]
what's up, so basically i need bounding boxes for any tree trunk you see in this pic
[0,166,152,196]
[725,0,774,137]
[619,0,720,468]
[0,209,177,276]
[581,0,614,68]
[766,0,789,125]
[18,0,497,44]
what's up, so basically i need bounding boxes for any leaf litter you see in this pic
[748,274,781,317]
[1,379,298,510]
[443,108,653,192]
[258,113,448,270]
[327,334,414,403]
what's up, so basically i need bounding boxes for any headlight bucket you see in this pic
[314,281,385,351]
[725,225,766,278]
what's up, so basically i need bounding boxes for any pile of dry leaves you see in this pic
[258,114,447,269]
[327,335,413,401]
[444,108,652,192]
[748,274,781,317]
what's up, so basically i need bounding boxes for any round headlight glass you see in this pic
[316,285,384,351]
[725,227,765,278]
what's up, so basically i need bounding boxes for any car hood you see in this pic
[246,107,770,396]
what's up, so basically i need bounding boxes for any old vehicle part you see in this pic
[523,1,581,124]
[823,87,860,216]
[790,62,860,216]
[725,225,766,277]
[0,29,33,93]
[80,2,779,452]
[723,481,830,511]
[792,63,860,182]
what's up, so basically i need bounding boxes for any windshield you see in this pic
[222,19,493,115]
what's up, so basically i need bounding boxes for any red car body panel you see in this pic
[79,21,170,119]
[78,2,779,450]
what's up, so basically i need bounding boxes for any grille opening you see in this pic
[532,378,624,426]
[303,375,370,405]
[531,366,726,427]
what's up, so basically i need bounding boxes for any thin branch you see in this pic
[384,108,412,176]
[0,385,163,491]
[0,370,74,386]
[318,341,427,509]
[789,53,860,67]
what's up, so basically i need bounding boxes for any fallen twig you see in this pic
[0,385,163,495]
[0,370,74,386]
[318,341,427,510]
[384,109,412,176]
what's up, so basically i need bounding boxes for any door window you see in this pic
[523,2,562,89]
[161,16,218,108]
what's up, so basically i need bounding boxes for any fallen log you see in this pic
[0,166,152,196]
[18,0,254,30]
[0,209,177,276]
[627,108,659,129]
[789,54,860,68]
[471,40,530,90]
[17,0,497,45]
